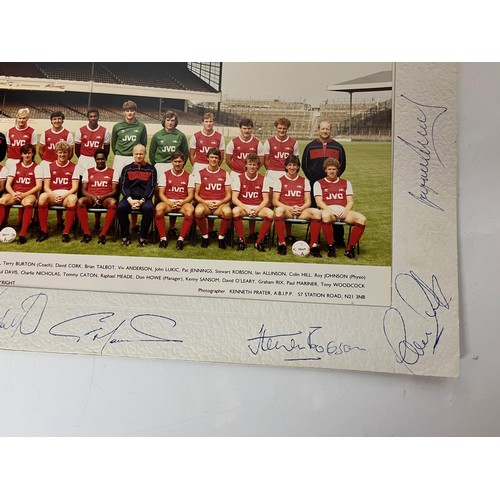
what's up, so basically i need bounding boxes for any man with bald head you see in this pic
[117,144,157,247]
[302,120,347,244]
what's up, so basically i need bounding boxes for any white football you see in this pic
[0,226,17,243]
[292,240,310,257]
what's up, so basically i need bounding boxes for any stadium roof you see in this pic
[326,70,393,93]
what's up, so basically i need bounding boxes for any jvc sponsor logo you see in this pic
[160,146,177,152]
[12,139,26,146]
[275,152,289,159]
[208,183,222,190]
[286,190,301,197]
[123,135,137,142]
[94,181,108,187]
[53,178,69,185]
[18,177,31,184]
[326,193,344,200]
[85,141,101,148]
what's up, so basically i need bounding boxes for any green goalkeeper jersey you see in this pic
[111,119,147,156]
[149,128,189,165]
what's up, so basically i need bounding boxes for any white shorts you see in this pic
[265,170,285,185]
[191,162,208,176]
[4,158,18,171]
[326,205,348,220]
[76,154,96,171]
[112,155,133,180]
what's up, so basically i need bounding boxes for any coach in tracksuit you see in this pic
[117,144,157,247]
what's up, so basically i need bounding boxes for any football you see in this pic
[0,226,17,243]
[292,240,310,257]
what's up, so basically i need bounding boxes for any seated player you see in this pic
[117,144,156,247]
[37,141,79,242]
[0,144,42,244]
[272,154,322,257]
[154,151,194,250]
[232,153,274,252]
[77,149,118,245]
[193,147,232,249]
[314,158,366,259]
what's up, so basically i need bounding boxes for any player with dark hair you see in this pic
[154,151,194,250]
[37,141,79,243]
[39,111,74,169]
[75,109,111,172]
[149,111,189,172]
[272,154,322,257]
[0,144,42,244]
[232,153,274,252]
[302,120,347,245]
[189,112,225,177]
[193,147,232,249]
[225,118,264,181]
[117,144,156,247]
[77,149,118,245]
[5,108,37,172]
[263,116,300,184]
[314,158,366,259]
[150,110,190,238]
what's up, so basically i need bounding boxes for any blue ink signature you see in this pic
[383,271,451,372]
[247,325,365,362]
[0,288,48,336]
[49,312,182,353]
[397,94,448,212]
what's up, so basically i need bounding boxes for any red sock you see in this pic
[179,215,193,239]
[195,216,208,236]
[38,205,49,232]
[322,222,334,245]
[220,218,231,237]
[233,217,245,239]
[275,217,285,244]
[256,217,273,244]
[309,220,322,247]
[77,205,90,235]
[155,214,166,239]
[64,207,77,234]
[348,223,365,249]
[19,206,33,237]
[101,206,117,236]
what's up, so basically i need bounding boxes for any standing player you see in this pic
[75,109,111,232]
[226,118,265,239]
[38,111,74,229]
[272,155,322,257]
[38,111,74,169]
[263,116,300,243]
[225,118,264,181]
[111,100,148,177]
[302,120,346,245]
[193,148,232,249]
[314,158,366,259]
[37,141,79,242]
[5,108,38,172]
[149,111,189,173]
[149,111,190,238]
[263,117,299,184]
[231,154,274,252]
[117,144,156,247]
[77,149,118,245]
[111,100,148,234]
[189,112,225,176]
[75,109,111,172]
[154,152,194,250]
[0,144,42,243]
